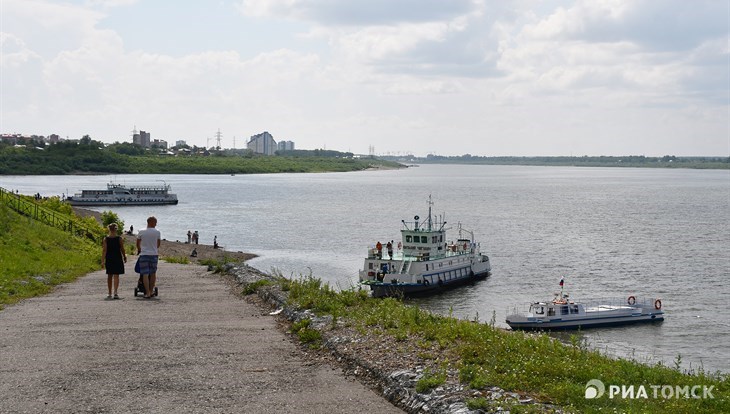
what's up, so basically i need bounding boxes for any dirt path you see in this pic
[0,260,402,413]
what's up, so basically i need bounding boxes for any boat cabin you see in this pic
[530,301,586,318]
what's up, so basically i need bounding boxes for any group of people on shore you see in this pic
[101,216,161,300]
[187,230,199,244]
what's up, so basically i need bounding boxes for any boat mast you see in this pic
[427,194,433,231]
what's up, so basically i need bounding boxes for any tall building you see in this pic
[277,140,295,151]
[133,130,151,148]
[247,131,276,155]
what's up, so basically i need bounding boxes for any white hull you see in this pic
[359,198,491,298]
[67,182,178,206]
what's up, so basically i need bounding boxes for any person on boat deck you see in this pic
[387,241,393,259]
[376,241,383,259]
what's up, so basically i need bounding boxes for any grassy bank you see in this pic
[254,275,728,413]
[0,204,100,310]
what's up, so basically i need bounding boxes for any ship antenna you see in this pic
[427,195,433,231]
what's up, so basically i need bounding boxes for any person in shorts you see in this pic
[136,216,161,299]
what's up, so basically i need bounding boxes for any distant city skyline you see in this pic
[1,0,728,156]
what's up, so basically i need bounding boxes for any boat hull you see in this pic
[67,199,178,206]
[367,270,490,298]
[506,313,664,331]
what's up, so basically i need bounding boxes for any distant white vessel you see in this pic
[358,196,491,298]
[67,182,178,206]
[506,279,664,330]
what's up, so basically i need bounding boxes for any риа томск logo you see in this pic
[585,379,714,400]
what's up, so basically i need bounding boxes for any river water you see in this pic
[3,164,729,373]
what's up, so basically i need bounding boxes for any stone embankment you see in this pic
[229,264,564,414]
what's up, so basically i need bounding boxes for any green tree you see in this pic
[100,211,124,232]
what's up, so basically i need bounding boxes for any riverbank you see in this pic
[231,266,728,413]
[72,206,256,264]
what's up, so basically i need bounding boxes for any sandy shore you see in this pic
[72,206,256,264]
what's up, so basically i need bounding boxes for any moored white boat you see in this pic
[358,197,491,298]
[506,282,665,331]
[67,182,178,206]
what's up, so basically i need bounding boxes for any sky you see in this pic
[1,0,728,156]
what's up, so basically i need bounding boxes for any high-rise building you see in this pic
[247,131,276,155]
[277,140,295,151]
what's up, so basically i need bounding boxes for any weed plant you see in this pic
[0,205,99,309]
[162,256,190,264]
[279,275,729,413]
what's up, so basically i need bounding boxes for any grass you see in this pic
[162,256,190,264]
[275,275,729,413]
[0,204,100,310]
[242,279,273,295]
[290,318,322,348]
[200,257,235,273]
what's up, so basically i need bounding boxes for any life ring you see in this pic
[654,299,662,310]
[627,296,636,305]
[423,279,430,286]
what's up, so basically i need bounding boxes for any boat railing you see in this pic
[579,296,661,310]
[507,296,663,317]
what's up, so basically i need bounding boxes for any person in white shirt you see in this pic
[136,216,161,299]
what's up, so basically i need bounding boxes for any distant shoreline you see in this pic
[384,155,730,170]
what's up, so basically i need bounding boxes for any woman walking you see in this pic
[101,223,127,299]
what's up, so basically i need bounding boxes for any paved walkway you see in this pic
[0,261,402,413]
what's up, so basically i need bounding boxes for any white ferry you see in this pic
[506,291,664,331]
[67,182,178,206]
[359,197,491,298]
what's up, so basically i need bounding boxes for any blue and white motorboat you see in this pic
[506,291,665,331]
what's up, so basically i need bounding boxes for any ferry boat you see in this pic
[358,197,491,298]
[66,182,178,206]
[506,284,664,330]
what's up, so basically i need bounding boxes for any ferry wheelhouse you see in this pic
[359,198,491,298]
[67,182,178,206]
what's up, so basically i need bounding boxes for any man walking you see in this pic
[136,216,161,299]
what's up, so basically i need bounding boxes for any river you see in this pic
[3,164,729,374]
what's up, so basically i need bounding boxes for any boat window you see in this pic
[561,306,569,315]
[548,308,555,316]
[570,305,579,314]
[421,236,427,243]
[368,263,373,269]
[439,235,443,242]
[406,235,412,242]
[534,306,544,315]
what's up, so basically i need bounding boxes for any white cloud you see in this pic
[237,0,477,25]
[0,0,727,155]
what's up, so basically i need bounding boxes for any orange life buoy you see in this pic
[654,299,662,310]
[627,296,636,305]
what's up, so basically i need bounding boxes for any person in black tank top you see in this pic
[101,223,127,299]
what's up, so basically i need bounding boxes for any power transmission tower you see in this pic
[215,128,222,149]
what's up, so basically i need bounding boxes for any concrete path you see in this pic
[0,261,402,413]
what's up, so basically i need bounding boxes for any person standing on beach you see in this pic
[187,230,192,244]
[194,230,199,245]
[136,216,161,299]
[101,223,126,299]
